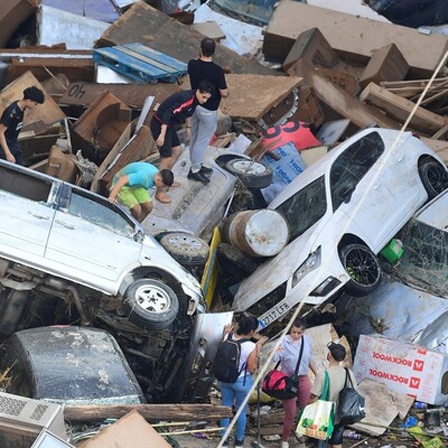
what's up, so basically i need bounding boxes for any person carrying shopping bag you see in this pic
[273,318,318,448]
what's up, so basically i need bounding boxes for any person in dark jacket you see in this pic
[0,86,45,165]
[149,80,213,203]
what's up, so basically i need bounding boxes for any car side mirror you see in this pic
[132,230,144,243]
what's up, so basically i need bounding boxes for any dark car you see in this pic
[0,326,146,405]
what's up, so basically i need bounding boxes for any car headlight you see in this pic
[291,247,321,288]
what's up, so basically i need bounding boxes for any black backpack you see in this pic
[213,335,250,383]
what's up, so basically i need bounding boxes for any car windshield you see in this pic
[68,191,135,237]
[392,219,448,297]
[330,131,385,211]
[214,0,279,25]
[275,176,327,242]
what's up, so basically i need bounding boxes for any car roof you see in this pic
[4,326,145,404]
[268,127,410,209]
[411,188,448,230]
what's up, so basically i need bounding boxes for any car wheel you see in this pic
[159,232,210,267]
[419,159,448,200]
[225,159,273,188]
[217,243,258,282]
[123,279,179,330]
[339,243,382,296]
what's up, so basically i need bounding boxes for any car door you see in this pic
[45,186,142,290]
[330,131,398,250]
[0,164,55,259]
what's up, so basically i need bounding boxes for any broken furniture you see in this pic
[71,90,132,166]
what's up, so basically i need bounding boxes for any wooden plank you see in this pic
[262,1,448,76]
[306,67,399,130]
[359,82,448,135]
[220,74,302,121]
[60,81,180,110]
[201,227,221,308]
[192,21,226,41]
[64,403,233,423]
[96,1,276,76]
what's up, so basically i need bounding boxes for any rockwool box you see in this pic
[353,334,448,405]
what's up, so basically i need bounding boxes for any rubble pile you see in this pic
[0,0,448,447]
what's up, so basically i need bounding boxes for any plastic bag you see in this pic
[337,368,365,425]
[296,372,335,440]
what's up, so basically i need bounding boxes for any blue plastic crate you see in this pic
[93,43,187,83]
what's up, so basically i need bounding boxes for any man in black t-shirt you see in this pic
[149,80,213,203]
[187,38,229,183]
[0,86,45,165]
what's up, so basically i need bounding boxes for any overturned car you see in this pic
[233,128,448,330]
[0,160,218,402]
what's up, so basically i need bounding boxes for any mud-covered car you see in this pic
[0,326,146,405]
[233,128,448,329]
[144,146,272,267]
[0,160,210,402]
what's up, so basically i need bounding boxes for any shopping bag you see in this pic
[337,368,365,425]
[262,369,298,400]
[296,372,335,440]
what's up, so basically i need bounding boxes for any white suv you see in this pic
[0,160,203,331]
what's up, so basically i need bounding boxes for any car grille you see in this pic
[246,282,287,317]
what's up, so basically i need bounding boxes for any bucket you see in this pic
[221,209,290,258]
[380,238,404,263]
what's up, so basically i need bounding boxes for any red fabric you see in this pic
[262,121,321,151]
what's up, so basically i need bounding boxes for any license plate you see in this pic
[259,302,291,328]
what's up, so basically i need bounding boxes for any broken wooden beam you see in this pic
[359,82,448,135]
[64,403,233,423]
[305,66,399,130]
[96,2,276,76]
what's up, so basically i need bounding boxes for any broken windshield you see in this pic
[391,218,448,297]
[275,176,327,242]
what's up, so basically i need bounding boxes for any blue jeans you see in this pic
[219,374,253,441]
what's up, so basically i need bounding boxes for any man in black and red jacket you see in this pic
[150,80,213,203]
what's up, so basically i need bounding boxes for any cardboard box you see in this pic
[78,410,172,448]
[0,0,39,48]
[354,334,448,405]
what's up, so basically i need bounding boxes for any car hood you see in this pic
[233,221,319,311]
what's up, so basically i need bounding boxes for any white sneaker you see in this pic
[281,442,289,448]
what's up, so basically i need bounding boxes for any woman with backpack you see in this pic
[274,318,319,448]
[217,315,260,448]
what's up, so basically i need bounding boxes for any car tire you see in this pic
[123,279,179,330]
[418,159,448,200]
[217,243,258,282]
[159,232,210,267]
[225,159,273,188]
[339,243,382,297]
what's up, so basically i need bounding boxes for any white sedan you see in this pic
[232,128,448,329]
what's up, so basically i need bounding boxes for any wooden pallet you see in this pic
[93,43,187,83]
